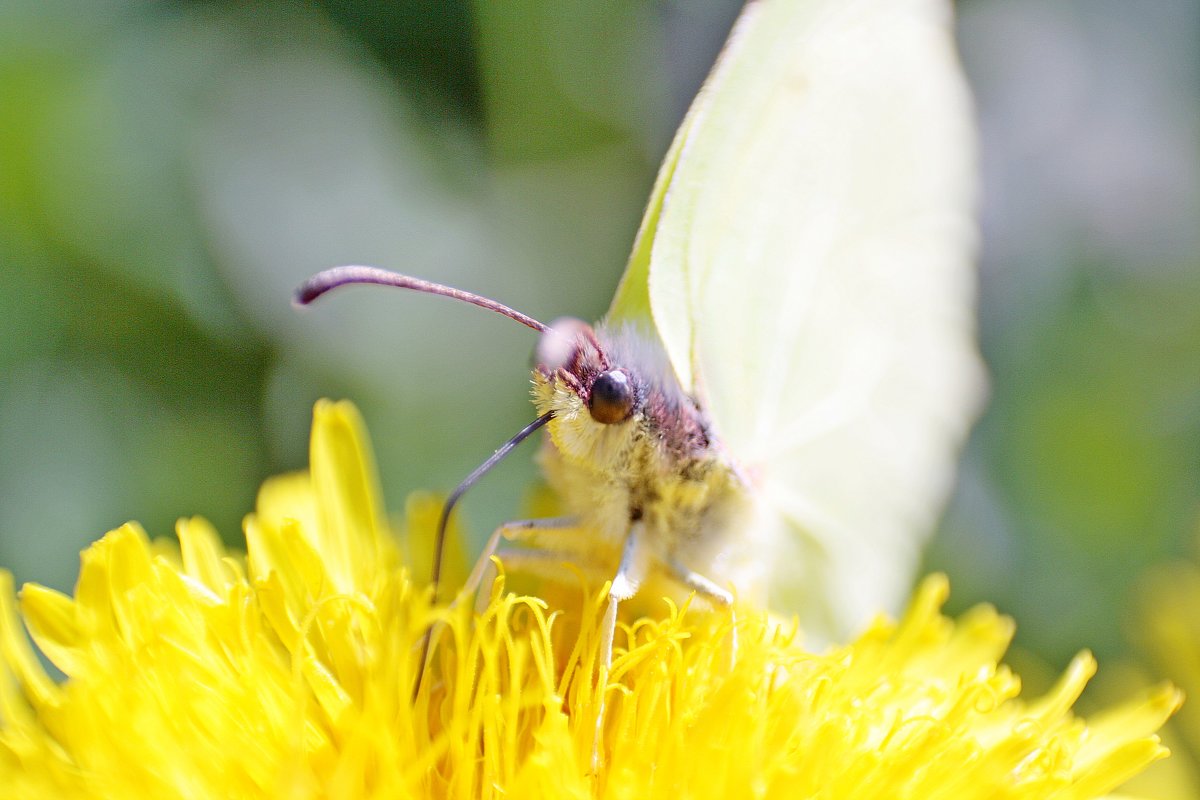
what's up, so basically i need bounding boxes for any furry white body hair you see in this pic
[530,322,763,607]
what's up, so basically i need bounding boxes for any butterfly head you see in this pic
[531,318,711,469]
[533,318,638,424]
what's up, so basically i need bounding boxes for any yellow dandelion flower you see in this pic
[0,400,1182,798]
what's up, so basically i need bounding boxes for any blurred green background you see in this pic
[1,0,1197,722]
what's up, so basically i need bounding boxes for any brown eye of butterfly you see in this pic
[588,369,634,424]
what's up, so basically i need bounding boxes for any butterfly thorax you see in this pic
[530,322,751,580]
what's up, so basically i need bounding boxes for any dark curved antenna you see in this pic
[294,265,551,334]
[412,410,554,700]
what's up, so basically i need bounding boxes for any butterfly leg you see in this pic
[666,558,738,670]
[665,558,733,607]
[473,547,615,615]
[486,547,612,586]
[460,516,580,611]
[592,525,651,771]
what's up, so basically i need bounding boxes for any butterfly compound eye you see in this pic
[588,370,635,424]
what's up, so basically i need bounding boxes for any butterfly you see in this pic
[297,0,980,704]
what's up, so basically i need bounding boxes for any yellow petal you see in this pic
[308,399,389,594]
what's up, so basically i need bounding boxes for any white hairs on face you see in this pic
[537,318,594,371]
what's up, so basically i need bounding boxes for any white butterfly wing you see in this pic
[612,0,983,639]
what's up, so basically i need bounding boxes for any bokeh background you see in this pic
[1,0,1198,790]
